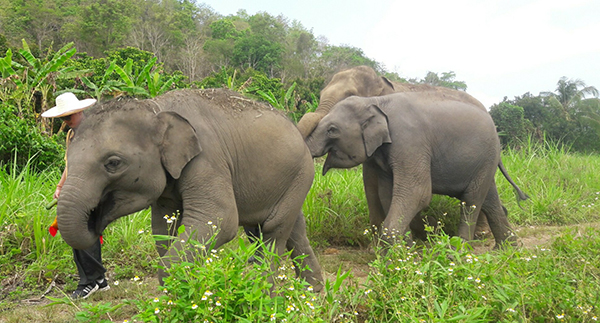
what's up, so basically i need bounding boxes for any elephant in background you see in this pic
[55,89,323,290]
[305,93,519,249]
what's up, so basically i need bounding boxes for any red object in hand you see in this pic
[49,225,58,237]
[49,217,59,237]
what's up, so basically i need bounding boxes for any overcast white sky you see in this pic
[201,0,600,108]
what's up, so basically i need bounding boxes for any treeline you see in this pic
[491,78,600,152]
[0,0,395,82]
[1,0,600,171]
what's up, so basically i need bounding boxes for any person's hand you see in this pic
[53,185,62,200]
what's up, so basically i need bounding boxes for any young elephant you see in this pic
[305,92,518,249]
[55,89,323,290]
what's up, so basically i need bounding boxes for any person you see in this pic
[42,92,109,300]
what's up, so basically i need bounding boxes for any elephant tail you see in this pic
[498,159,530,206]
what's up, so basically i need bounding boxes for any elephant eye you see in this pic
[327,125,340,138]
[104,156,123,173]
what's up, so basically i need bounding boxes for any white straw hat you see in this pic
[42,92,97,118]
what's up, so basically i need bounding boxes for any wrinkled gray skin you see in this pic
[305,93,519,248]
[56,89,323,290]
[298,65,528,236]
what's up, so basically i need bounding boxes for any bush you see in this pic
[0,104,64,171]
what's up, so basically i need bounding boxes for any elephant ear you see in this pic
[380,76,396,95]
[157,111,202,179]
[361,104,391,157]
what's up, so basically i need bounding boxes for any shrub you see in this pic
[0,103,64,171]
[132,231,327,322]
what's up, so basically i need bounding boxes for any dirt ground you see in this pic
[1,222,598,323]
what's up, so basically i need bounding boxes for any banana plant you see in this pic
[256,82,300,121]
[1,40,85,129]
[113,58,150,97]
[75,61,125,101]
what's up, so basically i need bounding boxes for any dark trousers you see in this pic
[73,238,106,286]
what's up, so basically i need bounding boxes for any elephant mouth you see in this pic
[88,192,116,235]
[323,150,335,175]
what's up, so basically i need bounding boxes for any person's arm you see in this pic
[54,168,67,199]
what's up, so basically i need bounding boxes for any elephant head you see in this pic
[56,99,201,250]
[296,66,395,138]
[306,96,391,175]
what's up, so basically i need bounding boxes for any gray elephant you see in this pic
[297,65,527,236]
[55,88,323,290]
[305,92,519,248]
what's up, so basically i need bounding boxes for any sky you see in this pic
[200,0,600,108]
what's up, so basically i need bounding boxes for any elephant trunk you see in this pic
[56,180,101,250]
[305,131,327,158]
[297,99,336,139]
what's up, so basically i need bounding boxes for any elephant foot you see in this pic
[409,214,439,241]
[474,215,492,240]
[493,232,519,250]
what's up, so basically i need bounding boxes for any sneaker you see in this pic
[97,278,110,292]
[71,282,99,300]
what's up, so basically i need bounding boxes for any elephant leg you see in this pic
[383,165,433,246]
[456,188,488,242]
[286,212,324,292]
[157,180,240,284]
[409,213,438,241]
[363,161,387,230]
[151,197,183,258]
[474,212,491,238]
[259,172,319,288]
[480,182,518,248]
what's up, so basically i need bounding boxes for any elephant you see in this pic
[305,92,520,249]
[297,65,528,236]
[55,88,323,290]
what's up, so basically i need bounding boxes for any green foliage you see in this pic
[255,82,303,121]
[412,71,467,91]
[0,40,84,129]
[489,102,532,148]
[132,234,326,322]
[232,33,284,75]
[77,0,137,57]
[364,230,600,321]
[66,48,184,100]
[0,103,64,170]
[304,164,371,248]
[504,90,600,153]
[209,18,242,40]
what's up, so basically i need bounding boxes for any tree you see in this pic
[314,45,380,78]
[542,76,599,117]
[75,0,137,57]
[489,102,531,148]
[232,33,284,76]
[419,71,467,91]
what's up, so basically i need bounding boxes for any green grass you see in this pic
[2,141,600,322]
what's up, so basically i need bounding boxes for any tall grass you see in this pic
[304,162,370,247]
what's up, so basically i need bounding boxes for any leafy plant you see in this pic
[0,40,87,132]
[75,61,124,100]
[131,230,326,322]
[256,82,302,121]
